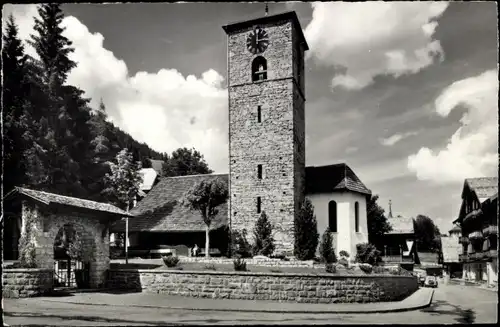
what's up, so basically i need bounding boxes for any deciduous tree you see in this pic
[367,195,392,247]
[162,147,213,177]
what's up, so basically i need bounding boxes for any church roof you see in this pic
[222,11,309,51]
[305,163,371,196]
[111,174,229,233]
[4,187,131,216]
[463,177,498,203]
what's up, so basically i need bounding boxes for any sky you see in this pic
[3,2,498,234]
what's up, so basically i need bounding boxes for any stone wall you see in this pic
[180,256,320,268]
[2,268,53,298]
[107,269,418,303]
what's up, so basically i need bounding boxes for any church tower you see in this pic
[223,11,309,254]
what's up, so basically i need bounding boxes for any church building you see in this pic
[111,11,371,258]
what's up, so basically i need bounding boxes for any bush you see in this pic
[252,211,275,256]
[325,263,337,273]
[233,257,247,271]
[339,250,350,258]
[269,268,282,273]
[358,263,373,274]
[355,243,382,266]
[338,257,349,267]
[162,255,180,267]
[294,198,319,260]
[319,227,337,263]
[203,264,217,271]
[231,229,252,258]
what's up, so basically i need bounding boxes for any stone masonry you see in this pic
[107,269,418,303]
[2,268,53,298]
[226,14,307,253]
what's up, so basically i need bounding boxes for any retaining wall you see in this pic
[180,256,319,268]
[2,268,53,298]
[107,269,418,303]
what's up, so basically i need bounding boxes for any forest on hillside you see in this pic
[2,4,211,205]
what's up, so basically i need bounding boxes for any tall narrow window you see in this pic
[257,105,262,123]
[328,200,337,233]
[257,197,261,214]
[257,164,262,179]
[355,201,359,233]
[252,56,267,82]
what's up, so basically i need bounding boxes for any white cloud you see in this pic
[304,2,449,90]
[5,5,229,174]
[408,70,499,183]
[380,131,419,146]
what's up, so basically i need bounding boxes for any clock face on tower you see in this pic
[246,27,269,54]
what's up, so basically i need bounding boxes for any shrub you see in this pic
[338,257,349,268]
[162,255,180,268]
[294,198,319,260]
[355,243,382,266]
[339,250,350,258]
[252,211,275,256]
[233,257,247,271]
[325,263,337,273]
[203,264,217,271]
[231,229,252,258]
[319,227,337,263]
[358,263,373,274]
[269,268,282,273]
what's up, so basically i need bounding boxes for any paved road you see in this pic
[4,284,497,325]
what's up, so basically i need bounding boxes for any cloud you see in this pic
[6,5,229,174]
[380,131,419,146]
[304,2,449,90]
[407,69,499,183]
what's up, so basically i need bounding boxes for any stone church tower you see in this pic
[223,11,309,253]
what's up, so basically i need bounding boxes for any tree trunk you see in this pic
[205,225,210,258]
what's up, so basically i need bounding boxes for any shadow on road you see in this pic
[421,300,476,324]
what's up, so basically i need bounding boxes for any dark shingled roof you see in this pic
[111,174,229,233]
[5,187,130,216]
[464,177,498,202]
[305,163,371,196]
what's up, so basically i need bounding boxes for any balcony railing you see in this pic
[486,249,498,258]
[459,253,467,262]
[483,225,498,236]
[468,231,483,240]
[459,236,469,244]
[382,255,414,263]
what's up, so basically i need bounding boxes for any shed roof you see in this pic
[4,187,131,216]
[305,163,371,196]
[139,168,158,191]
[111,174,228,233]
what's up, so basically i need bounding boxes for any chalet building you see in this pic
[111,163,371,258]
[380,204,418,271]
[441,225,463,280]
[453,177,498,286]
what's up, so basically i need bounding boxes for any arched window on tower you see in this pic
[328,200,337,233]
[252,56,267,81]
[355,201,359,233]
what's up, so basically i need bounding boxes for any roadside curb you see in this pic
[37,289,434,314]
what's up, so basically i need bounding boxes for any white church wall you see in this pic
[306,191,367,258]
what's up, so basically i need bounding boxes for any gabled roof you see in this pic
[111,174,228,233]
[139,168,158,191]
[463,177,498,203]
[305,163,371,196]
[386,215,414,235]
[441,237,462,263]
[149,160,164,175]
[4,187,131,216]
[448,224,461,234]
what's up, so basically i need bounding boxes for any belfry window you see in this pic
[257,164,262,179]
[257,197,262,213]
[257,105,262,123]
[252,56,267,81]
[328,201,337,233]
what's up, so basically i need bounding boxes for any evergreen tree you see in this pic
[294,198,319,260]
[367,195,392,248]
[2,15,30,193]
[319,227,337,263]
[252,211,275,256]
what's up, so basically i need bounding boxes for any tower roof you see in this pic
[305,163,371,196]
[222,11,309,50]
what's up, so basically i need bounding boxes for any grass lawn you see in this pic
[109,258,370,275]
